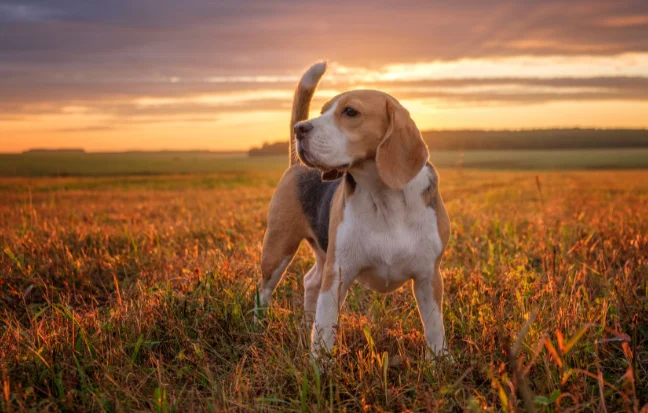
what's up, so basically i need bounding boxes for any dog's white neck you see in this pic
[346,161,429,221]
[347,161,389,192]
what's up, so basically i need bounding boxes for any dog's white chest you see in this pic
[334,175,442,292]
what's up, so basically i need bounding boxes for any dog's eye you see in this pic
[342,107,359,117]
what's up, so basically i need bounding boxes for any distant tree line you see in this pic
[422,129,648,150]
[249,142,291,156]
[22,148,86,154]
[249,129,648,156]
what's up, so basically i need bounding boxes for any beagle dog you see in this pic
[257,62,450,359]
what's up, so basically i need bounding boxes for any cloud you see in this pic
[3,52,648,113]
[336,54,648,81]
[2,75,647,127]
[0,3,59,22]
[2,1,648,72]
[53,125,117,133]
[598,15,648,28]
[1,0,647,134]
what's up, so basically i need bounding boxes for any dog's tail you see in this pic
[289,61,327,167]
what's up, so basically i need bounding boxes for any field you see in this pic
[2,148,648,177]
[1,166,647,411]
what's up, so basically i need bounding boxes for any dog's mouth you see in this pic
[299,147,349,172]
[297,147,315,167]
[322,164,349,175]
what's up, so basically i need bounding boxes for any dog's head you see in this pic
[294,90,429,189]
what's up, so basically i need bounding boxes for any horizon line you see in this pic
[3,126,647,155]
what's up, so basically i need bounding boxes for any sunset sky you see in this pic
[2,0,648,152]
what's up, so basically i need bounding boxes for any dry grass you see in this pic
[1,169,647,412]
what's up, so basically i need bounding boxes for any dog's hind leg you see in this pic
[256,166,311,321]
[256,229,301,320]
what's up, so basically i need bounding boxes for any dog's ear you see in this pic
[376,99,429,190]
[321,169,344,181]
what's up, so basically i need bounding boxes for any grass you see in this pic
[0,153,285,177]
[2,148,648,177]
[1,168,647,411]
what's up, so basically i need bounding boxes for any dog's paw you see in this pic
[425,347,456,365]
[252,286,269,324]
[310,343,325,361]
[253,311,262,324]
[252,305,268,324]
[310,346,334,370]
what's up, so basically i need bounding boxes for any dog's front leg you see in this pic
[413,270,446,359]
[311,264,352,358]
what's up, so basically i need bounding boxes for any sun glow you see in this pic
[330,53,648,82]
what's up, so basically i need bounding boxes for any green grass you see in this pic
[2,148,648,177]
[1,169,646,411]
[0,152,288,177]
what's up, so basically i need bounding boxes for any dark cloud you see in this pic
[3,76,648,108]
[2,0,648,73]
[53,125,117,133]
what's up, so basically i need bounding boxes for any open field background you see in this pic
[1,166,647,411]
[2,148,648,177]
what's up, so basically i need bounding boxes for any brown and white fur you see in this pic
[258,62,450,359]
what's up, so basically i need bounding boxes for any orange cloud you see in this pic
[599,15,648,28]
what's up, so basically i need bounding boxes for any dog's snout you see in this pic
[294,122,313,140]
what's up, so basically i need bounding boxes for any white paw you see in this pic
[252,301,268,323]
[253,310,262,324]
[425,347,455,364]
[310,345,334,369]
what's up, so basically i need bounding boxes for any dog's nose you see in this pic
[294,122,313,140]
